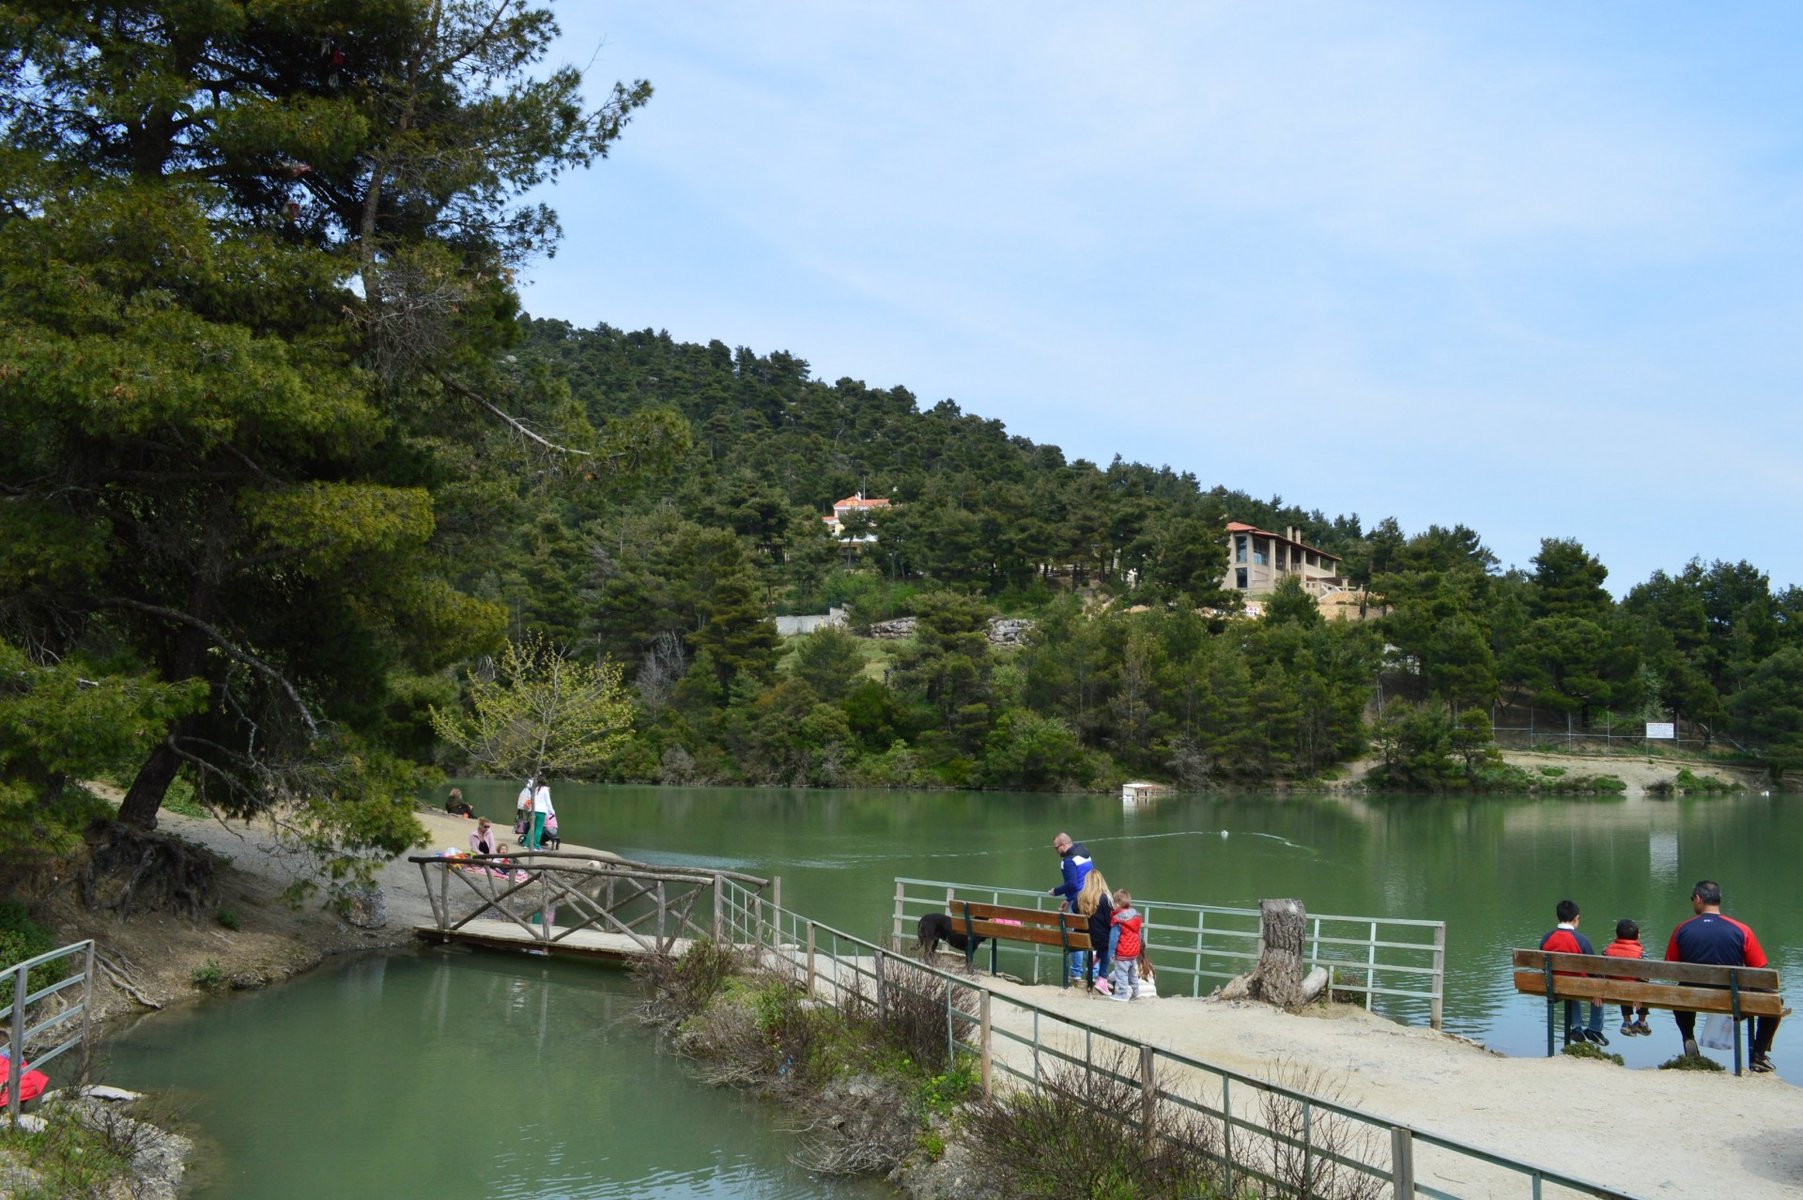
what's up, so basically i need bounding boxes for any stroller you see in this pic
[514,810,560,851]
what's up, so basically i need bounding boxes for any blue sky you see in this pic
[520,3,1803,593]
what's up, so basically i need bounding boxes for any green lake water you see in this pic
[105,785,1801,1196]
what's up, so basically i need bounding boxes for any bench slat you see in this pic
[960,920,1093,950]
[1512,972,1787,1016]
[954,901,1084,929]
[1512,949,1780,990]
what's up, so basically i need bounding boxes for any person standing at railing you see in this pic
[1049,831,1095,984]
[1076,869,1114,993]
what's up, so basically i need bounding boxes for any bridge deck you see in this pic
[413,919,698,962]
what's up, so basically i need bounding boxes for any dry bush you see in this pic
[865,955,976,1075]
[632,938,745,1029]
[1251,1060,1388,1200]
[964,1048,1228,1200]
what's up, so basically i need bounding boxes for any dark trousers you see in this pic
[1675,1009,1782,1055]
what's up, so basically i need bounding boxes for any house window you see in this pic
[1235,535,1247,564]
[1252,540,1268,566]
[1236,568,1248,589]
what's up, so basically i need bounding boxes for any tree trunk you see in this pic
[118,738,183,829]
[1256,898,1307,1011]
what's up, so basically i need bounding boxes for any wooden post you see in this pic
[1257,899,1307,1010]
[1390,1126,1415,1198]
[656,880,668,954]
[772,876,781,921]
[1139,1044,1157,1138]
[979,991,993,1096]
[875,949,887,1019]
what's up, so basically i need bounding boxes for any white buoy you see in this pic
[1220,830,1229,838]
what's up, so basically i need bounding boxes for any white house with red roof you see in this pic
[822,492,890,540]
[1221,522,1345,598]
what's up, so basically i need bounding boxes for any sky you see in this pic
[518,2,1803,593]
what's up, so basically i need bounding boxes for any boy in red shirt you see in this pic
[1539,898,1606,1045]
[1603,918,1651,1036]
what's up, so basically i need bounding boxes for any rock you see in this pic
[78,1084,144,1102]
[339,883,387,929]
[1300,965,1329,1004]
[13,1113,46,1133]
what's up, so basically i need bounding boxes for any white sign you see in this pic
[1644,722,1676,740]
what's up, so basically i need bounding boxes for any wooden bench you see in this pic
[948,900,1094,988]
[1512,948,1788,1075]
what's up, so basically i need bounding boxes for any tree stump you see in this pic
[1256,898,1307,1010]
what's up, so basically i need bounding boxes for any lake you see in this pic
[106,785,1800,1196]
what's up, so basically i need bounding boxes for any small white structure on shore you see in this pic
[1122,780,1168,804]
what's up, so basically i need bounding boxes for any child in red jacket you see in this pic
[1603,918,1651,1036]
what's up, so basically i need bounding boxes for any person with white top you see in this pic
[527,778,555,850]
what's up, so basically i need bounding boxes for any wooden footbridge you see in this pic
[409,850,777,963]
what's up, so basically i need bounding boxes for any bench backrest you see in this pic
[1511,949,1784,1016]
[949,900,1092,950]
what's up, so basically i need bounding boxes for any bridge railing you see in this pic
[716,880,1623,1200]
[409,851,772,956]
[891,876,1446,1029]
[3,940,95,1125]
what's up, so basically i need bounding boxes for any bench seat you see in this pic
[948,900,1093,987]
[1512,948,1788,1075]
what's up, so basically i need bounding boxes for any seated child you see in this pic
[1135,949,1158,998]
[1109,888,1144,1001]
[445,787,474,818]
[1603,918,1651,1035]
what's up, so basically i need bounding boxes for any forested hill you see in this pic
[491,317,1802,791]
[518,317,1365,601]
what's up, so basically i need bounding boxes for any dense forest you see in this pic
[428,318,1803,793]
[4,3,1801,897]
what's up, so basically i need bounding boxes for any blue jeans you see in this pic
[1565,1000,1603,1040]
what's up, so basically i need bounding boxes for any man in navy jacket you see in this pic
[1050,832,1095,982]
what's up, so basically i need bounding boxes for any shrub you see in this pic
[214,907,240,931]
[190,959,225,990]
[1562,1041,1625,1067]
[1658,1053,1725,1072]
[0,901,63,1011]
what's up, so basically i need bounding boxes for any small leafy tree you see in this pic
[431,634,635,782]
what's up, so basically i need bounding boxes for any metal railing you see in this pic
[409,850,774,956]
[3,940,95,1125]
[892,877,1447,1029]
[718,881,1629,1200]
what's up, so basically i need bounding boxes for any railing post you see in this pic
[82,940,96,1080]
[7,961,24,1125]
[1139,1044,1156,1138]
[1391,1126,1415,1198]
[892,880,907,951]
[1366,920,1378,1012]
[875,950,887,1019]
[806,922,817,996]
[1430,924,1446,1030]
[713,875,723,941]
[980,991,993,1096]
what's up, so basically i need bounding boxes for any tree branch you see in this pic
[100,598,320,737]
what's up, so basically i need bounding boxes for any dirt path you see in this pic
[1024,985,1801,1199]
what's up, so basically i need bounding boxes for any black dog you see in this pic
[917,912,986,960]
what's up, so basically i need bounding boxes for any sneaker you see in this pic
[1749,1054,1775,1074]
[1584,1030,1609,1046]
[1683,1037,1700,1058]
[1093,977,1112,995]
[1637,1019,1653,1035]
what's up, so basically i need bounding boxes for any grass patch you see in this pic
[1658,1053,1725,1072]
[161,776,208,819]
[190,959,225,990]
[1537,765,1567,777]
[1561,1041,1625,1066]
